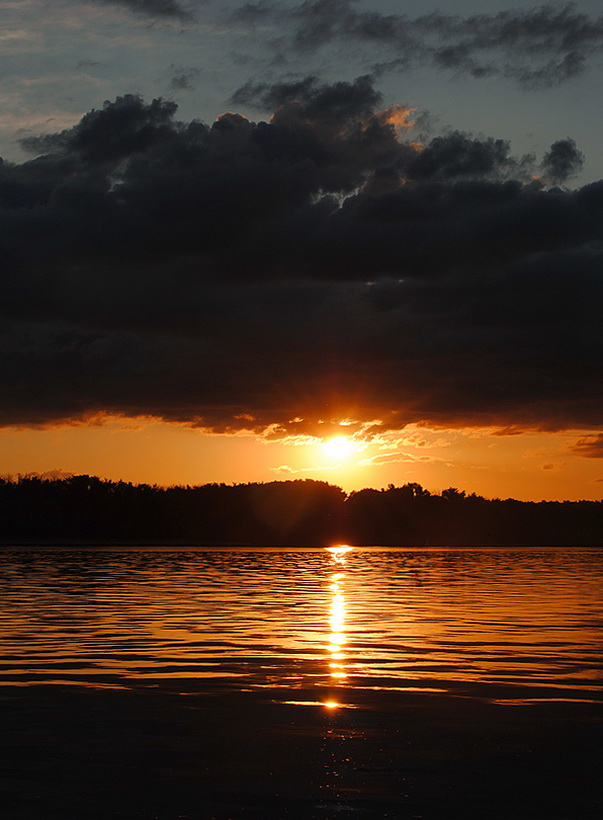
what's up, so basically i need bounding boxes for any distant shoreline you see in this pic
[1,475,602,548]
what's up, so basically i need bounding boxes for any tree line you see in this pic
[0,475,602,546]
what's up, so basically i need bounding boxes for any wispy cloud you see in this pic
[93,0,195,21]
[168,64,201,90]
[358,451,445,468]
[271,463,340,475]
[571,434,603,458]
[233,1,603,88]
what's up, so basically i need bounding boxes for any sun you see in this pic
[322,435,356,463]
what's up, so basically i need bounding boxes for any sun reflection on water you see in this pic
[326,545,353,561]
[323,545,354,708]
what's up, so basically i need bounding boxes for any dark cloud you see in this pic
[234,1,603,88]
[571,435,603,458]
[231,1,274,24]
[169,65,202,91]
[542,138,585,184]
[94,0,194,19]
[506,50,586,89]
[76,60,104,70]
[21,95,179,163]
[1,81,602,437]
[231,75,321,108]
[231,74,385,131]
[406,132,531,182]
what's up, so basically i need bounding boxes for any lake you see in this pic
[1,546,602,819]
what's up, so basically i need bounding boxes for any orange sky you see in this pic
[1,418,602,501]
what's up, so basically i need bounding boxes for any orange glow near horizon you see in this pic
[0,417,602,501]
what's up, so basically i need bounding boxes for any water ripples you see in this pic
[1,546,602,703]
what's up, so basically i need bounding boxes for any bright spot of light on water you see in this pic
[327,545,353,560]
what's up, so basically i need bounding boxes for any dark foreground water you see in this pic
[1,546,602,820]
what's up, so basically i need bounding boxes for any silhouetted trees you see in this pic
[0,475,346,546]
[0,475,601,546]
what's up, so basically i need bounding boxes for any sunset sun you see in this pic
[322,435,357,463]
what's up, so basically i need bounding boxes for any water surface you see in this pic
[1,546,602,819]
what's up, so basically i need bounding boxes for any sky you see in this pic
[1,0,603,499]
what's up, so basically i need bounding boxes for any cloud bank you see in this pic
[1,78,601,437]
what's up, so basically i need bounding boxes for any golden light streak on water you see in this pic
[325,546,354,703]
